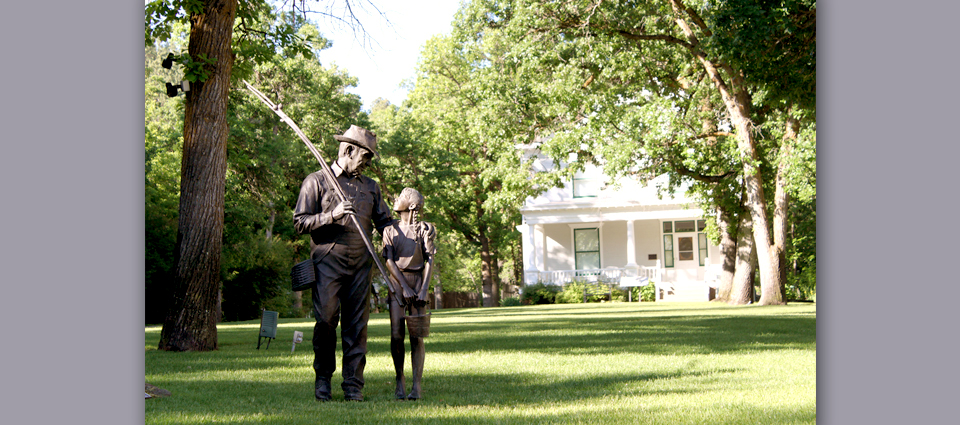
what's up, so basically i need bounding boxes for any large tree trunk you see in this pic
[433,274,443,310]
[729,213,756,305]
[292,290,303,315]
[712,206,737,303]
[670,0,784,305]
[726,99,782,306]
[765,113,798,304]
[478,229,501,307]
[158,0,237,351]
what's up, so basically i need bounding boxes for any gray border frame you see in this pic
[821,1,959,424]
[3,1,958,424]
[3,2,143,424]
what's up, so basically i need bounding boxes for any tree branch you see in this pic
[670,159,736,183]
[693,131,734,140]
[615,30,693,49]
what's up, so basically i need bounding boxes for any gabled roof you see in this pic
[521,175,702,224]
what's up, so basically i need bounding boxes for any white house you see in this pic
[515,144,721,302]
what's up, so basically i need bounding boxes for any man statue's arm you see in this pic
[293,173,353,234]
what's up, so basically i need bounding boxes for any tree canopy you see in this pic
[443,0,816,303]
[145,0,817,341]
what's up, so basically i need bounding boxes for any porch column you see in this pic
[625,219,638,268]
[534,224,545,271]
[517,223,545,285]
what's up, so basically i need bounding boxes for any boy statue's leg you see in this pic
[389,295,407,399]
[407,300,427,400]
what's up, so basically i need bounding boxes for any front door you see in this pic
[672,234,699,281]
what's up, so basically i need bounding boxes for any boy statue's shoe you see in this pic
[395,376,407,400]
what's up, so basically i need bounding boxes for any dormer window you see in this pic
[572,164,604,198]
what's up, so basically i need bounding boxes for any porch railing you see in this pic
[528,265,660,287]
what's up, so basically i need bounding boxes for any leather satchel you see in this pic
[290,259,316,291]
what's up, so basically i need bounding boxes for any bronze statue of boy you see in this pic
[382,188,436,400]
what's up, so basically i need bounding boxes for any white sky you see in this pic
[310,0,463,111]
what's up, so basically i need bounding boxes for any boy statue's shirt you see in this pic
[382,222,436,272]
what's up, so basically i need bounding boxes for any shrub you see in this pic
[640,282,656,302]
[220,236,296,321]
[556,281,613,304]
[521,282,560,305]
[610,287,627,302]
[500,296,522,307]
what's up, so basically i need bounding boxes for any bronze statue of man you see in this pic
[293,125,395,402]
[382,188,436,400]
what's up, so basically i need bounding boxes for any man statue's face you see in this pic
[340,144,374,177]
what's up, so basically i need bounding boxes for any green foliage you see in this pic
[220,236,295,322]
[145,44,186,324]
[500,296,522,307]
[144,5,366,324]
[785,194,816,301]
[178,53,216,82]
[372,25,569,304]
[555,281,616,304]
[703,0,817,110]
[450,0,816,299]
[261,287,312,319]
[640,283,656,302]
[521,282,560,305]
[145,1,326,82]
[610,287,627,302]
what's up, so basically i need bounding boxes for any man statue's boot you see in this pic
[315,376,332,401]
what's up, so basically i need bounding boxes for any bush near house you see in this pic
[500,296,522,307]
[640,283,656,302]
[555,281,626,303]
[521,282,561,304]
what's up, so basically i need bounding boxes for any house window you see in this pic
[675,220,696,232]
[662,221,673,233]
[573,165,603,198]
[698,233,708,266]
[574,228,601,270]
[573,177,602,198]
[697,220,706,231]
[662,234,674,268]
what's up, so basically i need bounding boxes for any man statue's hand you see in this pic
[332,200,355,220]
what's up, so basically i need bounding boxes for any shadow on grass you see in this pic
[372,314,815,356]
[146,367,738,420]
[147,305,815,372]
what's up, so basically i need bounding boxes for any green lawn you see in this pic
[145,302,816,424]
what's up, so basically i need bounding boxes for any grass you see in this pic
[145,302,816,424]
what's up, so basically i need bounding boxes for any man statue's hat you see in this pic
[333,125,379,157]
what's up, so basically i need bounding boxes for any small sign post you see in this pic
[291,331,304,353]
